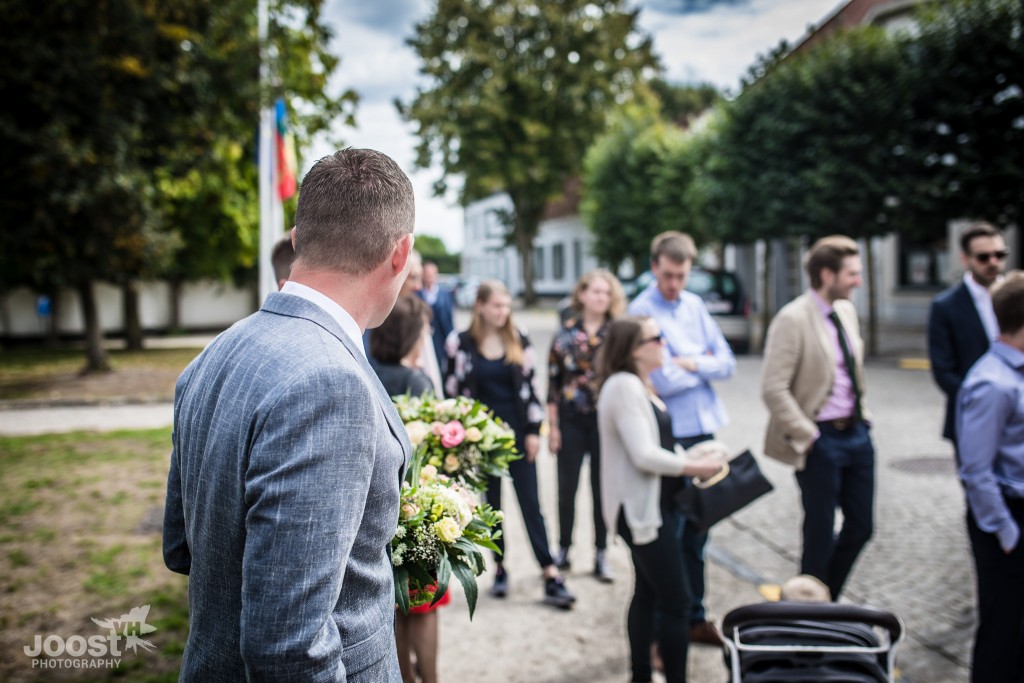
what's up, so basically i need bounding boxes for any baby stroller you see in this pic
[721,602,905,683]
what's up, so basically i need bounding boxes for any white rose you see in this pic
[404,421,431,447]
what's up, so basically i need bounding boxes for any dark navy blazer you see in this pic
[927,282,990,441]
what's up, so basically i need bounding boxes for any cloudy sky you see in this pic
[313,0,843,252]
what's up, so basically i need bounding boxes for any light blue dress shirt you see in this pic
[629,284,736,438]
[957,341,1024,552]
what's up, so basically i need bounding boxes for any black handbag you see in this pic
[674,449,773,533]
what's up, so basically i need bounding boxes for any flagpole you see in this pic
[257,0,278,304]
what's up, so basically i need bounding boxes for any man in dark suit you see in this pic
[164,149,415,682]
[419,260,455,374]
[927,223,1007,459]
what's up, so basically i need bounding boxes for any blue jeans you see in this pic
[795,420,875,599]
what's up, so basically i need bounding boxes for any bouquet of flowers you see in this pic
[392,394,520,492]
[392,462,503,618]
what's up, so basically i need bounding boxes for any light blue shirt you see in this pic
[629,284,736,438]
[957,341,1024,552]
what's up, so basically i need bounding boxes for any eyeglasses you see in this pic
[973,250,1008,264]
[639,333,664,346]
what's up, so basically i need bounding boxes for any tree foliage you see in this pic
[902,0,1024,229]
[581,82,721,272]
[399,0,657,302]
[0,0,355,367]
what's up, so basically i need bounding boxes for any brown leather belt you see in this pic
[818,417,859,431]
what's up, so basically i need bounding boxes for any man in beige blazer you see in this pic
[761,235,874,600]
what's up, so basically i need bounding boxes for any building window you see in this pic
[552,243,565,281]
[573,241,583,280]
[533,246,545,281]
[898,233,948,289]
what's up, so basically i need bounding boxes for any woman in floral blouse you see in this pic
[444,279,576,609]
[547,269,626,581]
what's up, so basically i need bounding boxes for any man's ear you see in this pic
[391,233,415,274]
[290,226,297,250]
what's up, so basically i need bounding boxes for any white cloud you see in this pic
[641,0,840,91]
[314,0,844,254]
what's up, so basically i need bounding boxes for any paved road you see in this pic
[0,307,972,681]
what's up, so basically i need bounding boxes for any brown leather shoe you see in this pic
[689,620,725,647]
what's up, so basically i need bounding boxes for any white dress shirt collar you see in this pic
[964,272,1001,342]
[280,281,366,358]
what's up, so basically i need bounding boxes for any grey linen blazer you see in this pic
[163,292,411,682]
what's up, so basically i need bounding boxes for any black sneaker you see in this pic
[593,550,614,583]
[554,547,571,570]
[544,576,576,609]
[491,570,509,598]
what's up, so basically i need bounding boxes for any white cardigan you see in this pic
[598,372,686,545]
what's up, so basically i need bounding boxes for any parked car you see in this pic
[453,276,481,309]
[558,267,752,354]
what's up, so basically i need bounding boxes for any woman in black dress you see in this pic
[444,279,575,609]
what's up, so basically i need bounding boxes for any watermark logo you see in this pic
[24,604,157,670]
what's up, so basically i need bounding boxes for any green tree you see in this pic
[901,0,1024,230]
[153,0,356,329]
[704,27,914,350]
[582,104,682,272]
[0,0,355,366]
[415,235,461,274]
[398,0,657,304]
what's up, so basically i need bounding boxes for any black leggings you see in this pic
[486,452,555,568]
[618,507,691,683]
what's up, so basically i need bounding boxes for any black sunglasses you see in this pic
[639,333,664,346]
[973,250,1008,264]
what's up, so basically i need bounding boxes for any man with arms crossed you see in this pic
[762,235,873,600]
[957,271,1024,683]
[629,231,736,645]
[163,148,415,681]
[928,223,1007,462]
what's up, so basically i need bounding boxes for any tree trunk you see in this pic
[78,280,111,373]
[509,195,546,307]
[122,281,144,351]
[169,278,183,333]
[760,239,773,351]
[44,289,60,348]
[865,237,878,357]
[517,231,536,305]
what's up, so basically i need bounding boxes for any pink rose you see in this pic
[439,420,466,448]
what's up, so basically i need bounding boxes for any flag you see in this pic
[275,98,297,200]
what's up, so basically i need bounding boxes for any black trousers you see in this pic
[486,447,555,569]
[618,508,691,683]
[795,420,875,600]
[967,501,1024,683]
[556,408,607,552]
[675,434,713,623]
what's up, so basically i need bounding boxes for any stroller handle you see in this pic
[722,602,904,643]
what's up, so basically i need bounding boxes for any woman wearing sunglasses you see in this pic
[595,316,725,683]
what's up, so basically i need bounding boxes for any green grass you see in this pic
[0,427,187,681]
[0,346,200,377]
[0,346,200,401]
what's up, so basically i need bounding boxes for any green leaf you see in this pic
[451,556,481,620]
[394,566,410,615]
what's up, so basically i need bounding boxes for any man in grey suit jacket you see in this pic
[163,149,416,682]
